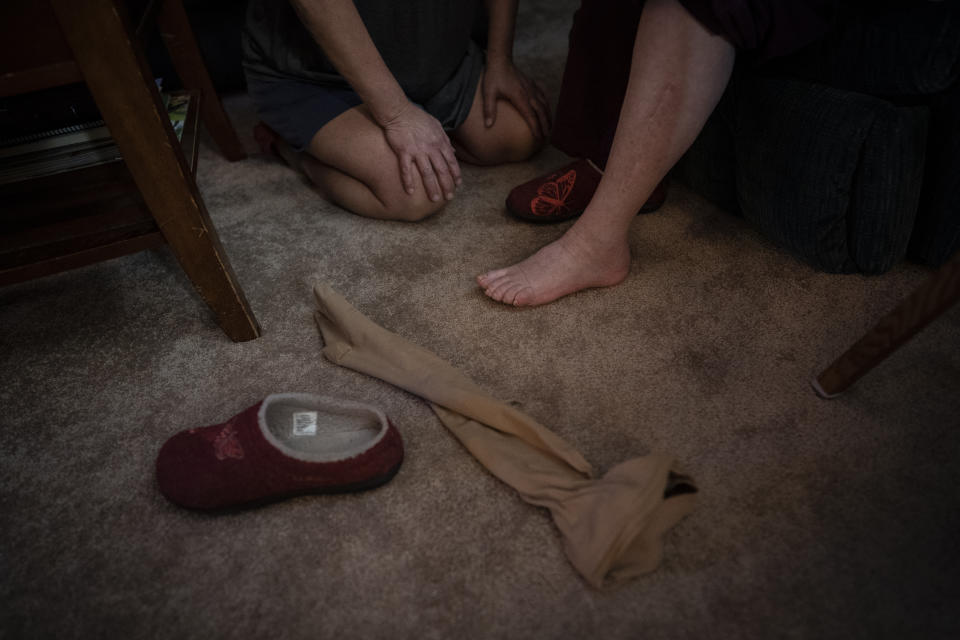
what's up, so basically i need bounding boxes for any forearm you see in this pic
[484,0,518,65]
[290,0,407,125]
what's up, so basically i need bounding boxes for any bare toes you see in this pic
[477,272,498,288]
[497,282,521,305]
[503,283,530,306]
[511,287,535,306]
[479,268,509,287]
[482,274,509,293]
[487,278,516,302]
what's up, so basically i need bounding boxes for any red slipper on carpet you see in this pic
[156,394,403,510]
[505,158,667,223]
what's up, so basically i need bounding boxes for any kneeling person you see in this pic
[243,0,551,221]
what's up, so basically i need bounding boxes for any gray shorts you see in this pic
[245,40,485,151]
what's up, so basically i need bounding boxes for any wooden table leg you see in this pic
[156,0,247,162]
[812,250,960,398]
[50,0,260,342]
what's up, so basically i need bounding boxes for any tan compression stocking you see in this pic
[314,282,696,587]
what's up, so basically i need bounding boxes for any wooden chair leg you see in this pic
[156,0,247,161]
[51,0,260,342]
[812,250,960,398]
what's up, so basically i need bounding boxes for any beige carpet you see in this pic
[2,2,959,638]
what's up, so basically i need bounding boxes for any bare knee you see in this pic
[497,126,544,163]
[385,197,446,221]
[457,113,544,166]
[375,183,448,221]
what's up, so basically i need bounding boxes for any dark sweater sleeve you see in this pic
[678,0,839,62]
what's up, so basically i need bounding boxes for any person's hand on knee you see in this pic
[381,102,461,202]
[482,57,551,140]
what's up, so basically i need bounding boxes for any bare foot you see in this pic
[477,227,630,306]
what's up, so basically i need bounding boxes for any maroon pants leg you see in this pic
[551,0,645,170]
[551,0,834,169]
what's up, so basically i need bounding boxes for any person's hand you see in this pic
[381,101,461,202]
[482,58,551,139]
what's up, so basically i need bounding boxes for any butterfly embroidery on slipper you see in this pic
[213,423,244,461]
[530,169,576,218]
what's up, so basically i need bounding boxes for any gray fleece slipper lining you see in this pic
[257,393,389,463]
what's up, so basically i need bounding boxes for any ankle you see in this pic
[565,219,630,255]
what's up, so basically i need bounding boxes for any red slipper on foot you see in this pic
[156,394,403,510]
[506,158,667,223]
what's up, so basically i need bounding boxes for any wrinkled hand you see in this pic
[482,58,551,139]
[382,102,461,202]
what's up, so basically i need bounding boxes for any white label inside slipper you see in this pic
[292,411,317,437]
